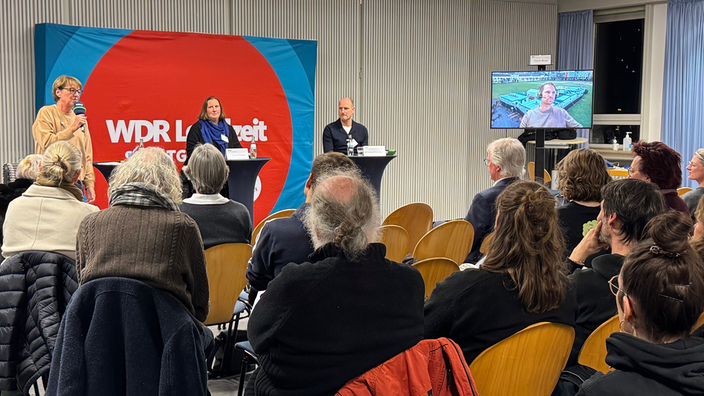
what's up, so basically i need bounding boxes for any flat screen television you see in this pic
[490,70,594,129]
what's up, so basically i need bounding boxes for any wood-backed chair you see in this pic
[412,219,474,265]
[377,225,409,263]
[203,243,253,374]
[382,203,433,257]
[469,322,574,396]
[527,161,551,184]
[678,187,693,196]
[479,231,494,255]
[252,209,296,244]
[411,258,460,300]
[577,315,620,373]
[692,312,704,334]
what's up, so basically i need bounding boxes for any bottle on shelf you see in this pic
[250,138,257,159]
[622,132,632,152]
[612,138,619,151]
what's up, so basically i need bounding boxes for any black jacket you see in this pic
[322,119,369,153]
[46,277,208,396]
[577,333,704,396]
[0,251,78,393]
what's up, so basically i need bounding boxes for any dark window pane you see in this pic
[589,125,640,144]
[594,19,644,114]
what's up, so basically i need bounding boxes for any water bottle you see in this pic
[250,138,257,159]
[347,135,354,156]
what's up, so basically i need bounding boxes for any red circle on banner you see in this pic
[83,31,292,222]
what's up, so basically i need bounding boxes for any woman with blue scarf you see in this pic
[183,96,243,198]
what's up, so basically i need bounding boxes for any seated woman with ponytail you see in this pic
[2,141,98,259]
[424,180,577,363]
[246,172,425,396]
[577,211,704,396]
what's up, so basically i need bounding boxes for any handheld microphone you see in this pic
[73,102,86,131]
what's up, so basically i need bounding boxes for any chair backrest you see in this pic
[527,161,535,181]
[692,312,704,334]
[577,315,620,373]
[479,231,493,255]
[203,243,253,326]
[469,322,575,396]
[413,219,474,265]
[252,209,296,244]
[377,225,409,263]
[382,203,433,256]
[678,187,693,196]
[412,258,459,300]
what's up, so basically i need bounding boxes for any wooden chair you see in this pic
[412,258,459,300]
[382,203,433,256]
[203,243,253,373]
[479,231,494,255]
[469,322,574,396]
[527,161,551,184]
[608,168,629,178]
[692,312,704,334]
[377,225,409,263]
[577,315,620,373]
[678,187,693,196]
[412,219,474,265]
[252,209,296,244]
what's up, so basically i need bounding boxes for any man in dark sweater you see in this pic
[246,152,358,299]
[247,173,425,396]
[566,179,666,365]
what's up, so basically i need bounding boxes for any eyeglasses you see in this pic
[61,87,82,95]
[609,275,626,297]
[483,158,490,166]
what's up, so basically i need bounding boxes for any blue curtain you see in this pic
[661,0,704,188]
[558,10,593,144]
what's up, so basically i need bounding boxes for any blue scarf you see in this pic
[199,119,229,155]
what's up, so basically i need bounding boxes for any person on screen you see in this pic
[323,97,368,154]
[32,75,96,202]
[183,96,243,198]
[519,82,582,129]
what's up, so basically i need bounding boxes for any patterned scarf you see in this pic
[109,182,179,211]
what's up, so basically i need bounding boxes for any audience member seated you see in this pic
[577,211,704,396]
[246,152,357,301]
[556,149,612,260]
[246,172,425,396]
[2,141,98,259]
[682,148,704,214]
[180,143,252,249]
[0,154,42,243]
[629,141,689,213]
[425,180,576,363]
[464,137,525,263]
[566,179,666,365]
[76,147,209,322]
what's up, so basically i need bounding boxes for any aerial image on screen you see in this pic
[490,70,593,129]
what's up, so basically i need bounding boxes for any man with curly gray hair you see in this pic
[245,172,425,396]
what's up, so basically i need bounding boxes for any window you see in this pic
[590,8,645,146]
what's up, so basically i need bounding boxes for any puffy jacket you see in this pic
[0,251,78,393]
[336,338,479,396]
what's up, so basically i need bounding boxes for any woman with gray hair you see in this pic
[246,172,425,396]
[2,142,98,259]
[75,147,209,322]
[683,148,704,214]
[180,144,251,249]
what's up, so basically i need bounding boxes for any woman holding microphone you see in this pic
[32,75,96,203]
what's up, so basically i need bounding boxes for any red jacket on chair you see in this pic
[336,338,478,396]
